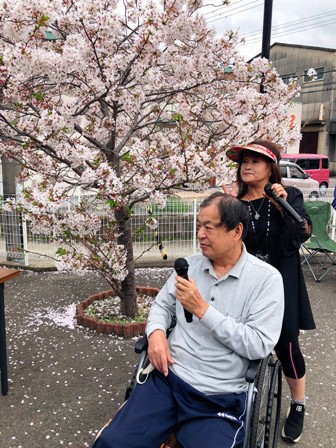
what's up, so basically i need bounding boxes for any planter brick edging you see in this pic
[76,286,159,338]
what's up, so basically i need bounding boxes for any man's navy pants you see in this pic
[92,370,246,448]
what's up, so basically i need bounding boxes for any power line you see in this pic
[242,18,336,45]
[206,1,263,24]
[203,0,263,18]
[245,17,336,45]
[243,10,336,38]
[204,2,336,50]
[203,0,243,16]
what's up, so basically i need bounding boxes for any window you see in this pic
[281,73,296,85]
[295,159,308,169]
[306,159,320,170]
[280,166,287,177]
[303,67,325,82]
[296,159,320,170]
[322,158,329,169]
[289,166,304,179]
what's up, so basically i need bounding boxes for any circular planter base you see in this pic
[76,286,158,338]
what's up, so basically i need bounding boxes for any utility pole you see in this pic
[261,0,273,59]
[260,0,273,93]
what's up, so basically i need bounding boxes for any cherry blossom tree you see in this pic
[0,0,300,317]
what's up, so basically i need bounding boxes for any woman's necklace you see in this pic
[247,199,271,263]
[247,196,265,220]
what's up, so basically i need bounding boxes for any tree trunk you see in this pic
[115,208,137,318]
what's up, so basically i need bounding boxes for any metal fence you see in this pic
[0,188,335,268]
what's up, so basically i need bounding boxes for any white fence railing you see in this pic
[0,188,335,268]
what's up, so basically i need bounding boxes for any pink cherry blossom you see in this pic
[0,0,300,316]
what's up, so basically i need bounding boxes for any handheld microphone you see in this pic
[264,183,304,225]
[174,258,193,323]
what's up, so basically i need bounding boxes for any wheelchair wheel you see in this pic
[249,354,282,448]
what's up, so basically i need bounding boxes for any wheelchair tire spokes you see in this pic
[264,360,282,448]
[249,355,270,447]
[249,354,282,448]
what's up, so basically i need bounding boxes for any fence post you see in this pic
[192,199,197,253]
[22,218,29,266]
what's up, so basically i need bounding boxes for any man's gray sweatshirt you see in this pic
[146,245,284,395]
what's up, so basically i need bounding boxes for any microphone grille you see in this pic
[174,258,188,269]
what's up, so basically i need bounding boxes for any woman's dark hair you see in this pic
[236,140,284,199]
[200,192,250,239]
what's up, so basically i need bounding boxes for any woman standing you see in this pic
[225,140,315,444]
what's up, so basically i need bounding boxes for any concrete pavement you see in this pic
[0,263,335,448]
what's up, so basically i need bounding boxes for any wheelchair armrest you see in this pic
[246,359,261,383]
[135,321,176,355]
[135,334,148,354]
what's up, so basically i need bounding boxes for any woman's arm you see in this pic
[280,187,312,255]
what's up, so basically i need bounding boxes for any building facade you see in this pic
[265,43,336,173]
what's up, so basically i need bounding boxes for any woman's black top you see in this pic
[242,186,316,342]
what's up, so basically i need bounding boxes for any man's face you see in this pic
[197,201,241,261]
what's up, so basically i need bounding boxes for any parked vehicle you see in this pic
[280,160,319,198]
[280,153,329,194]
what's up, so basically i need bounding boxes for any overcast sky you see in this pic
[203,0,336,60]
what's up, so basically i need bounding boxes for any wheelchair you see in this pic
[124,334,282,448]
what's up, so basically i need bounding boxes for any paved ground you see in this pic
[0,262,335,448]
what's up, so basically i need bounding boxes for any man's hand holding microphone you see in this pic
[148,258,209,377]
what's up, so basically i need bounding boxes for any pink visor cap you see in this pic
[226,143,278,164]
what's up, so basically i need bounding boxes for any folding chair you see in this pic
[301,201,336,282]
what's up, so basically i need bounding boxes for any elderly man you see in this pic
[93,192,284,448]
